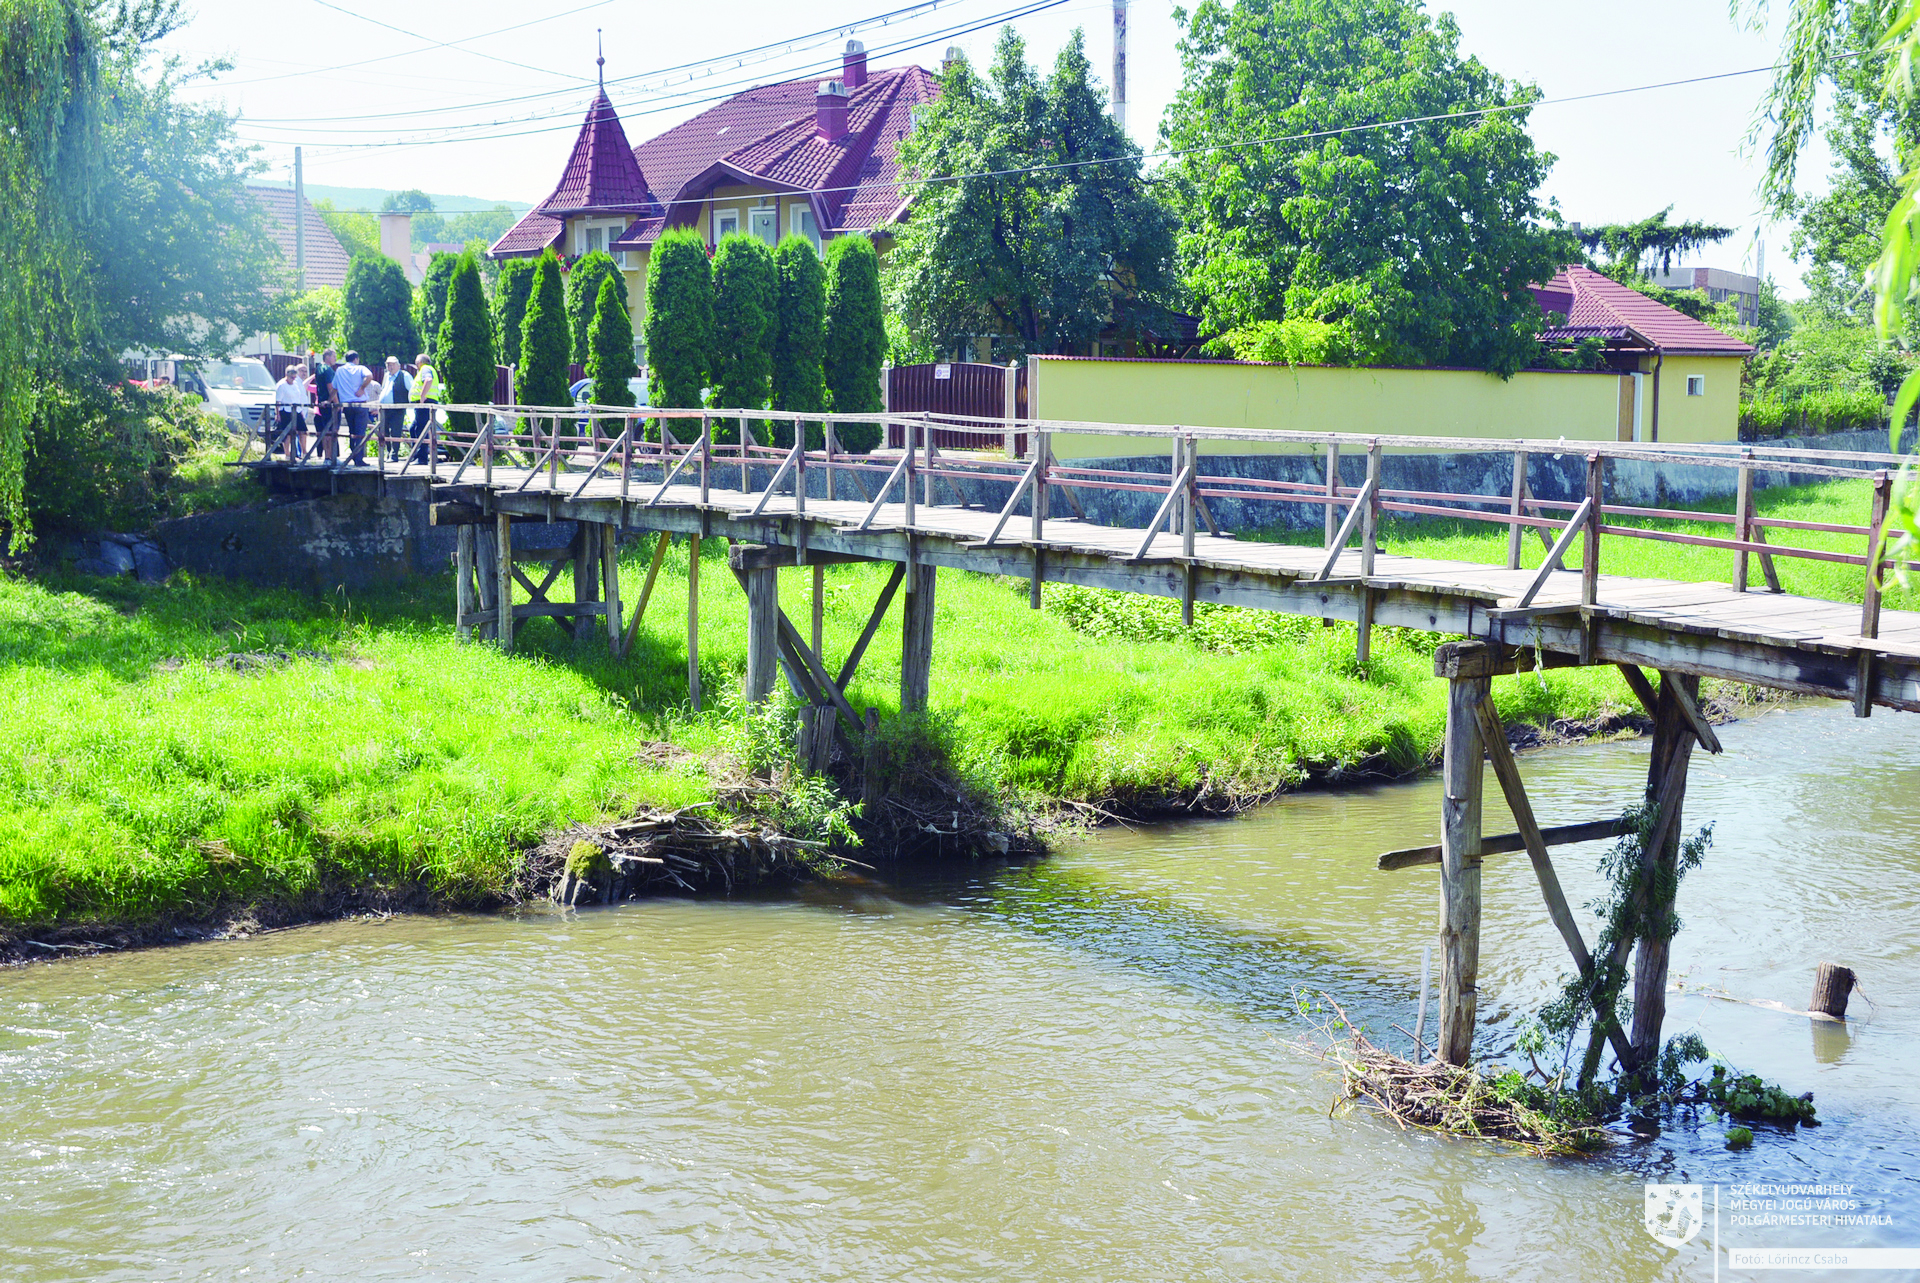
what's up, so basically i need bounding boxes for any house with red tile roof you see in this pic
[1531,265,1753,443]
[490,41,938,353]
[248,185,351,291]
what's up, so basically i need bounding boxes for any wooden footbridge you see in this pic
[246,404,1919,1072]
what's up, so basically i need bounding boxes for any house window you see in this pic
[749,207,777,246]
[585,226,604,254]
[793,206,821,252]
[1686,375,1705,397]
[715,210,740,242]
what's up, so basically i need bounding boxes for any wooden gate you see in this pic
[885,361,1026,453]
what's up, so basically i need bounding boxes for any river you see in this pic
[3,702,1917,1280]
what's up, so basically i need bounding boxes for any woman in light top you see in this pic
[273,363,308,461]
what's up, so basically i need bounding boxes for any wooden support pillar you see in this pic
[1628,671,1700,1069]
[602,523,622,650]
[743,562,779,702]
[455,526,475,641]
[901,561,937,713]
[687,534,702,712]
[475,526,499,641]
[571,523,601,638]
[496,509,514,653]
[1434,642,1487,1066]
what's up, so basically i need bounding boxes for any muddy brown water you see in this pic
[3,703,1917,1280]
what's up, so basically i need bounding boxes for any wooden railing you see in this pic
[252,402,1909,646]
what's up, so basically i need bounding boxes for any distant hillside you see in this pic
[285,183,533,215]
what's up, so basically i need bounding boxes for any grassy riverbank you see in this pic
[1,531,1633,939]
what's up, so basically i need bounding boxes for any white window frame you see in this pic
[791,204,821,252]
[1686,375,1706,397]
[714,209,740,242]
[748,205,778,246]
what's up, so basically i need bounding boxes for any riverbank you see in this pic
[1,534,1637,952]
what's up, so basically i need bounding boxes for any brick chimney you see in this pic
[943,46,965,74]
[843,39,867,89]
[816,80,849,141]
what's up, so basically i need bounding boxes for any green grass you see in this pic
[0,527,1634,934]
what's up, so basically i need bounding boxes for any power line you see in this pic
[234,0,1067,150]
[302,0,593,82]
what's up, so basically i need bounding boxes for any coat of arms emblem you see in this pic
[1645,1183,1705,1248]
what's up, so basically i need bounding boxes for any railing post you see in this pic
[1324,442,1340,548]
[484,417,493,487]
[921,412,935,508]
[825,420,836,502]
[739,413,750,492]
[1734,450,1755,592]
[428,413,439,479]
[549,413,560,490]
[1357,438,1382,663]
[377,409,387,479]
[699,415,710,505]
[621,415,632,502]
[1182,435,1198,627]
[1864,470,1891,641]
[1582,453,1603,609]
[1506,448,1526,571]
[1031,428,1050,609]
[904,417,918,529]
[794,429,807,519]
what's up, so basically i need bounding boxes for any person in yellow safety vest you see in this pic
[409,351,439,464]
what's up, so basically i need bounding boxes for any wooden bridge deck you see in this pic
[257,455,1920,714]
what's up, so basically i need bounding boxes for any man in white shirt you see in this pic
[273,363,308,461]
[331,349,374,466]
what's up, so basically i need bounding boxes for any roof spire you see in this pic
[596,29,605,91]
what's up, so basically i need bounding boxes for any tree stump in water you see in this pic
[1810,963,1856,1020]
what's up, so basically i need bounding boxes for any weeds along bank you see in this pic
[0,542,1635,943]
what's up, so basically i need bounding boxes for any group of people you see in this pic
[272,349,442,466]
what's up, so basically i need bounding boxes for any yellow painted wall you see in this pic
[1644,355,1744,444]
[1029,359,1646,457]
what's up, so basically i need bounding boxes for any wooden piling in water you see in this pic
[1434,641,1488,1066]
[1627,670,1701,1070]
[901,562,937,713]
[1810,962,1856,1020]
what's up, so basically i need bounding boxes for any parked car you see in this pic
[122,353,277,431]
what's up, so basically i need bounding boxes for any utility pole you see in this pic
[1112,0,1128,134]
[293,146,306,292]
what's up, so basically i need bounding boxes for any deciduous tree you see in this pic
[887,29,1175,360]
[1161,0,1571,375]
[824,234,886,452]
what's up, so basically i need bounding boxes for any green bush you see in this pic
[437,251,495,432]
[711,233,777,443]
[824,234,886,452]
[23,382,229,534]
[565,250,626,366]
[644,227,715,427]
[772,234,828,445]
[514,249,569,409]
[585,275,637,409]
[342,253,419,366]
[492,257,536,369]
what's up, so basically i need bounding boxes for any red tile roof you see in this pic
[248,185,350,289]
[493,90,661,258]
[497,65,939,259]
[1533,265,1753,356]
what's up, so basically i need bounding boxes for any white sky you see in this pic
[166,0,1825,288]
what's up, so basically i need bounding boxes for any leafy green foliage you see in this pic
[413,251,459,357]
[585,275,637,408]
[436,251,494,431]
[565,249,626,366]
[1040,583,1323,652]
[824,234,886,451]
[710,233,776,437]
[1577,207,1735,276]
[492,257,536,369]
[313,197,379,261]
[1161,0,1571,376]
[1706,1065,1818,1126]
[1725,1125,1755,1150]
[887,29,1176,359]
[1743,318,1915,438]
[514,249,569,408]
[276,286,346,356]
[772,234,829,441]
[21,383,229,533]
[644,227,714,411]
[342,253,419,366]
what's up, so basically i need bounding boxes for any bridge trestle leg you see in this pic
[1435,643,1487,1067]
[455,526,475,642]
[901,562,937,714]
[601,522,622,651]
[743,563,779,703]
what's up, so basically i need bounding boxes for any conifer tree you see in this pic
[413,251,459,356]
[643,227,715,432]
[436,251,495,432]
[492,257,536,370]
[585,275,637,409]
[823,234,887,452]
[771,234,828,448]
[710,233,776,442]
[566,250,627,365]
[342,253,419,368]
[514,249,570,409]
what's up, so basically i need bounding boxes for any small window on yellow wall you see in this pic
[1686,375,1705,396]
